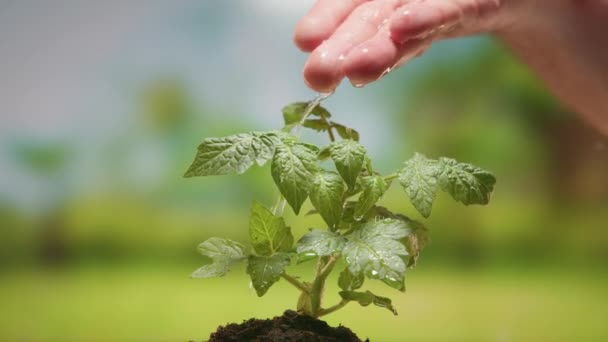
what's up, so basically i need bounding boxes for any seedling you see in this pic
[185,99,496,318]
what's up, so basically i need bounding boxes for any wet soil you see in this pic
[206,310,368,342]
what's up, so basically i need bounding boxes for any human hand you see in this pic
[294,0,516,92]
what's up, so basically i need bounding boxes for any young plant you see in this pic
[185,100,496,318]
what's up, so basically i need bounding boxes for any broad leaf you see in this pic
[332,123,360,141]
[339,290,397,315]
[398,153,442,218]
[191,238,247,278]
[338,269,364,291]
[438,157,496,205]
[271,142,320,214]
[342,219,410,291]
[309,171,345,228]
[249,201,294,256]
[329,139,366,189]
[247,253,291,297]
[185,131,278,177]
[296,230,345,257]
[354,175,388,220]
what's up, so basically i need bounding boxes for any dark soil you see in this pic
[206,310,368,342]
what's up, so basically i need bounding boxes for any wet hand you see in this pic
[294,0,511,92]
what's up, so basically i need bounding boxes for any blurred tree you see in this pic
[10,142,72,264]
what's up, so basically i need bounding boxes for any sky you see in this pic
[0,0,482,208]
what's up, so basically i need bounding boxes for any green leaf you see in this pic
[191,238,247,278]
[296,230,345,257]
[247,253,291,297]
[282,102,331,128]
[398,153,442,218]
[343,218,410,291]
[332,123,360,141]
[354,175,388,220]
[437,157,496,206]
[338,269,364,291]
[329,139,366,189]
[185,131,279,177]
[309,171,345,228]
[317,147,331,161]
[302,119,331,132]
[249,201,294,256]
[339,290,398,315]
[271,141,320,214]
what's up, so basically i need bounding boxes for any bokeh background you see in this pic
[1,1,608,341]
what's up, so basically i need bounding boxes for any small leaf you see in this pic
[282,102,331,128]
[342,219,410,291]
[437,157,496,206]
[249,201,294,256]
[398,153,442,218]
[317,147,331,161]
[309,171,345,228]
[329,139,367,189]
[191,238,247,278]
[185,131,278,177]
[247,253,291,297]
[302,119,331,132]
[402,219,429,268]
[354,175,388,220]
[339,290,398,315]
[338,269,364,291]
[296,230,345,257]
[332,123,360,141]
[271,141,320,214]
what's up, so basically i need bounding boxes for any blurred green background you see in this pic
[1,2,607,341]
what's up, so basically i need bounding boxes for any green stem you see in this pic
[318,299,350,317]
[366,157,374,174]
[309,255,339,317]
[281,273,309,293]
[327,126,336,142]
[384,173,399,182]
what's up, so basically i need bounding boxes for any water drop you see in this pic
[380,67,392,79]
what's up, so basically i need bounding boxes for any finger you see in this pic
[343,25,430,86]
[294,0,371,52]
[303,0,402,92]
[389,0,503,43]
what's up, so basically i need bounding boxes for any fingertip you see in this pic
[294,17,329,52]
[303,54,343,93]
[343,31,399,86]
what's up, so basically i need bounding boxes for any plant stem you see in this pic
[318,299,350,317]
[326,126,336,142]
[366,157,374,174]
[384,173,399,182]
[281,273,309,293]
[309,255,339,317]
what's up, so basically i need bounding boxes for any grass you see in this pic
[0,264,607,341]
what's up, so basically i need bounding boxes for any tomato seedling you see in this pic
[185,100,496,318]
